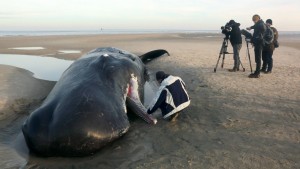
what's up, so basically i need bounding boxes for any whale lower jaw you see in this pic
[126,97,157,124]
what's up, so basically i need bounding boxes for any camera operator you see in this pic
[226,20,242,72]
[246,14,266,78]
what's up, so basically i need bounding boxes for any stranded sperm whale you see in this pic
[22,47,169,157]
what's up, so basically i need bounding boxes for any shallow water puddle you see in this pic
[0,54,73,81]
[8,47,45,50]
[58,50,81,54]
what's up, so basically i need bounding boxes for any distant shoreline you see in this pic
[0,29,219,37]
[1,29,300,37]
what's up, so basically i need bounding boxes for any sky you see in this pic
[0,0,299,31]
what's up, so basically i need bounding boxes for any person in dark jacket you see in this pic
[227,20,243,72]
[261,19,279,74]
[247,14,266,78]
[147,71,190,121]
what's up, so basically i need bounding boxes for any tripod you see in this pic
[245,39,253,73]
[214,37,245,72]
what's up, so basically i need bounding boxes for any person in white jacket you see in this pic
[147,71,190,121]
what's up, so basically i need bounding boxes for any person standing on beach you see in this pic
[247,14,266,78]
[261,19,279,74]
[147,71,190,121]
[227,20,243,72]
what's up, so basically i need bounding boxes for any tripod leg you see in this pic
[214,41,226,72]
[238,58,246,72]
[221,40,228,68]
[221,52,226,68]
[247,43,253,73]
[214,53,223,72]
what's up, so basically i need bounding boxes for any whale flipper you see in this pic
[139,49,169,64]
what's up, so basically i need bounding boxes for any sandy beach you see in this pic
[0,33,299,169]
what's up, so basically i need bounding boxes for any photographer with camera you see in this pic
[225,20,243,72]
[246,14,266,78]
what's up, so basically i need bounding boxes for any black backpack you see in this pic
[263,24,274,46]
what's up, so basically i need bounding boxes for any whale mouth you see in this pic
[126,75,157,124]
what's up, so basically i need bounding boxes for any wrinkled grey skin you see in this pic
[22,47,169,157]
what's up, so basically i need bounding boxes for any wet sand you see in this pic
[0,33,299,169]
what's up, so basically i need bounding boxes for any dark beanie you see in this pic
[266,19,272,25]
[156,71,169,81]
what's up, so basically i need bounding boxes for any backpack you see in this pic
[271,27,279,48]
[274,39,279,48]
[263,24,274,46]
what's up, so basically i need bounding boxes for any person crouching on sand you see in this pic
[147,71,190,121]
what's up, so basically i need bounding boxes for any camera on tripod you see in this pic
[241,29,254,73]
[241,29,253,43]
[214,20,247,73]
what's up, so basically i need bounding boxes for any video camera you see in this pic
[221,23,232,34]
[221,22,233,39]
[241,29,253,43]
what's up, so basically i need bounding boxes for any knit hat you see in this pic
[228,20,235,25]
[266,19,272,25]
[156,71,169,81]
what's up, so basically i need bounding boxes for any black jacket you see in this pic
[228,23,242,45]
[250,19,266,45]
[147,75,190,119]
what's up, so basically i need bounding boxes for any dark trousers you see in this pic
[159,102,168,116]
[254,44,263,75]
[262,50,274,71]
